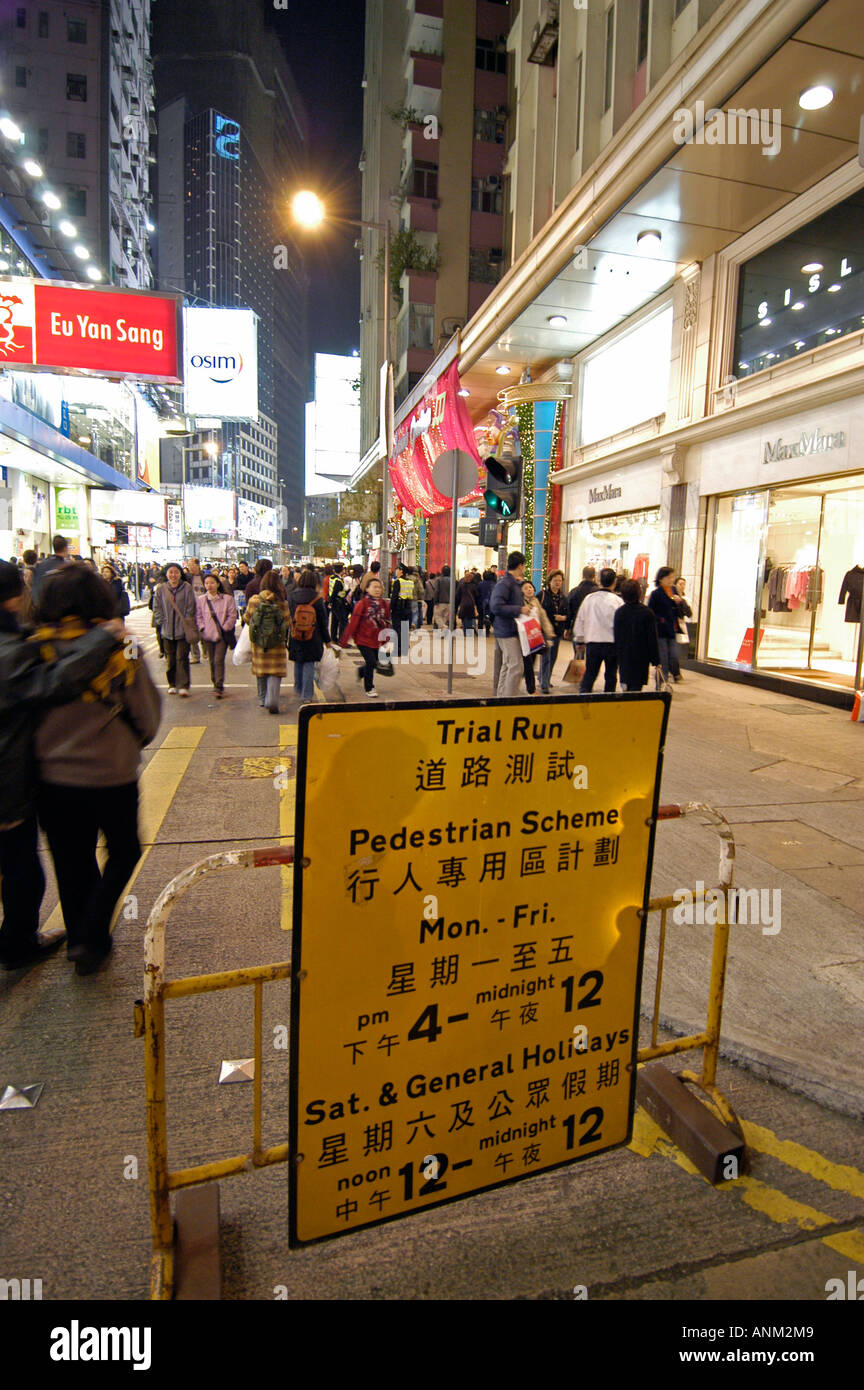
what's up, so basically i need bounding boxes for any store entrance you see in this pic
[706,475,864,691]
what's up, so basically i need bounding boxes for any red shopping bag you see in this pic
[852,690,864,722]
[516,612,545,656]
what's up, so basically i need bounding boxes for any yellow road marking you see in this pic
[629,1106,864,1264]
[822,1229,864,1263]
[279,725,298,931]
[40,725,206,934]
[742,1120,864,1200]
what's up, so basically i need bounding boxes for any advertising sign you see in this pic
[136,396,161,490]
[289,694,669,1246]
[54,487,81,533]
[237,497,279,544]
[388,361,483,517]
[0,278,180,382]
[182,307,258,421]
[182,484,236,535]
[166,503,184,549]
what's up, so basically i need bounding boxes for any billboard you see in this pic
[183,485,236,535]
[136,396,161,491]
[166,503,184,549]
[237,497,280,544]
[183,307,258,421]
[0,278,181,383]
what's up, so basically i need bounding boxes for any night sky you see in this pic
[266,0,366,358]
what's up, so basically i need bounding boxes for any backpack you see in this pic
[248,598,287,650]
[291,601,317,642]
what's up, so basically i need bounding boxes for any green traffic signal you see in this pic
[484,455,521,518]
[484,487,514,517]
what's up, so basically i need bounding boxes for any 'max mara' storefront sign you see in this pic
[763,427,846,464]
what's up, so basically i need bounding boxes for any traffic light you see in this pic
[479,515,505,548]
[483,454,522,518]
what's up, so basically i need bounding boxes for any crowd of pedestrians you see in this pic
[491,553,691,697]
[0,540,693,978]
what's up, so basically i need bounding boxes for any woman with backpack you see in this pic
[287,568,330,704]
[32,566,161,975]
[340,576,391,698]
[245,571,290,713]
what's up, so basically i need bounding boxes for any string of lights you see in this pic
[517,401,535,576]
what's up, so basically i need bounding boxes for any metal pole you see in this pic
[447,452,458,695]
[381,220,393,583]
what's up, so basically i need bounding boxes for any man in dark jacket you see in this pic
[490,552,531,697]
[567,566,598,653]
[0,562,122,968]
[614,579,660,691]
[32,535,70,597]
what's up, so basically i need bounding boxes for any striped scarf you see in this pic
[28,616,135,702]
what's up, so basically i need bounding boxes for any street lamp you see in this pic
[290,190,393,578]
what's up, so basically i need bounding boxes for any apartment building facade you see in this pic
[359,0,511,460]
[390,0,864,705]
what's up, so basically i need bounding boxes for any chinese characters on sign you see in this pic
[289,696,668,1245]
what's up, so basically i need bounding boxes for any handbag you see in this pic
[206,596,237,649]
[654,665,673,694]
[516,612,545,656]
[163,585,199,645]
[675,617,690,645]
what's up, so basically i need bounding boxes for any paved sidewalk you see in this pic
[348,632,864,1117]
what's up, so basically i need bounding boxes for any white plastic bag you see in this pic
[232,621,252,666]
[315,645,345,701]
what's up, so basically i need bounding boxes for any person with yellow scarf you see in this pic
[31,566,161,976]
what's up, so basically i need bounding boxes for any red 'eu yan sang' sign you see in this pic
[0,277,181,383]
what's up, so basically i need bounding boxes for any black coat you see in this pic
[0,612,118,825]
[288,587,330,663]
[107,577,130,617]
[614,602,660,690]
[647,585,682,640]
[567,580,598,625]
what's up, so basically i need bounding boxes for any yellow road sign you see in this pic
[289,694,669,1245]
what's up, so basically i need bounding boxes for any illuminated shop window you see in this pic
[734,188,864,377]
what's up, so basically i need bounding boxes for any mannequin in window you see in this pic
[839,565,863,623]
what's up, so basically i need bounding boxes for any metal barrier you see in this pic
[136,803,740,1297]
[133,845,295,1300]
[637,802,740,1130]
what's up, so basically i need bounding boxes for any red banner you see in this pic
[389,361,483,516]
[0,278,181,383]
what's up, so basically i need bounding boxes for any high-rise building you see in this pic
[359,0,509,458]
[0,0,155,288]
[151,0,309,533]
